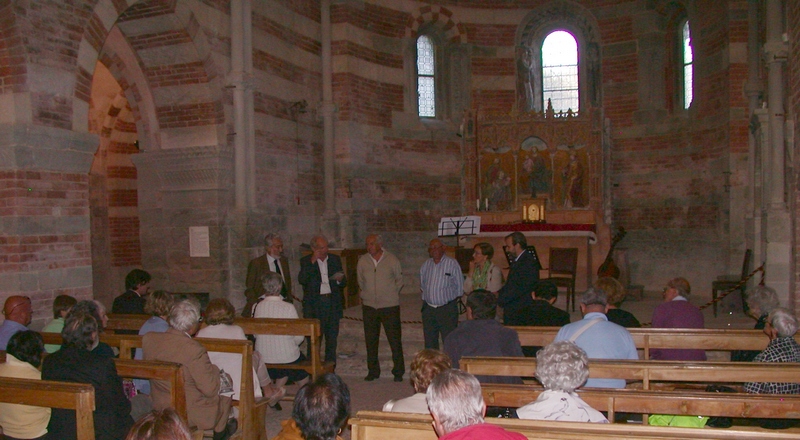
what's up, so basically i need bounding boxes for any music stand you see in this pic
[438,216,481,245]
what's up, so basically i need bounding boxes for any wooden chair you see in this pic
[0,377,96,440]
[541,247,579,311]
[711,249,752,317]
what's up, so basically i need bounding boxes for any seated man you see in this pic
[650,277,705,360]
[427,369,526,440]
[444,290,523,384]
[553,287,638,388]
[513,280,570,357]
[112,268,152,315]
[143,299,237,440]
[517,341,607,422]
[0,296,32,350]
[273,373,351,440]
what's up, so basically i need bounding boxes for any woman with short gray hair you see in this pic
[516,341,607,422]
[744,307,800,395]
[734,285,782,361]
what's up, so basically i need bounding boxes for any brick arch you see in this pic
[76,0,225,149]
[405,5,467,44]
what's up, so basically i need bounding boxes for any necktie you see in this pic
[273,260,282,275]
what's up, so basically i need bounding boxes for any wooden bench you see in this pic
[461,357,800,390]
[0,377,96,440]
[113,358,188,421]
[233,317,334,381]
[511,326,800,359]
[481,384,800,424]
[106,314,333,381]
[349,410,800,440]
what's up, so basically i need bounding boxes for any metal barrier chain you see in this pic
[696,264,764,312]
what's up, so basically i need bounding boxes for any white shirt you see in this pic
[267,255,285,283]
[252,296,305,363]
[317,256,331,294]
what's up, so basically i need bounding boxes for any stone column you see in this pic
[320,0,339,241]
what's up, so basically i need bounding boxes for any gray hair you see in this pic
[260,272,284,297]
[581,287,607,307]
[535,341,589,393]
[747,285,780,316]
[168,298,201,333]
[426,370,484,434]
[311,235,328,249]
[768,308,798,338]
[264,233,281,248]
[367,234,383,244]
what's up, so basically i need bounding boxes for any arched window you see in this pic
[417,35,436,118]
[681,20,693,109]
[541,30,579,113]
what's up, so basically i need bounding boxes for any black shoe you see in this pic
[364,374,379,381]
[270,402,283,411]
[213,418,238,440]
[393,375,404,382]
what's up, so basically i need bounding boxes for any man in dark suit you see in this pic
[497,231,541,325]
[243,233,293,316]
[512,280,570,357]
[298,235,346,364]
[112,269,151,315]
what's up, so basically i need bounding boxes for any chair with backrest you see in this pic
[711,249,752,317]
[541,248,579,312]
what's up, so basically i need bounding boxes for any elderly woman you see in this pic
[196,298,285,406]
[143,299,237,440]
[595,277,640,328]
[744,308,800,394]
[43,310,133,440]
[733,285,781,362]
[463,242,503,293]
[70,300,115,358]
[383,349,451,413]
[253,272,310,387]
[650,277,706,360]
[517,341,607,423]
[0,331,51,440]
[133,291,174,394]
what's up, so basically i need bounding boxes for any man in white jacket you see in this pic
[358,234,405,382]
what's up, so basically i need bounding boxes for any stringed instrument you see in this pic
[597,227,626,279]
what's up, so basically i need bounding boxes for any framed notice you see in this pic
[189,226,210,257]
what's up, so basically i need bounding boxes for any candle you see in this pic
[476,199,480,210]
[522,205,527,221]
[485,198,489,211]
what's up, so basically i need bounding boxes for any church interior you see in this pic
[0,0,798,328]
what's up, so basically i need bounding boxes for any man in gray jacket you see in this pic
[358,234,405,382]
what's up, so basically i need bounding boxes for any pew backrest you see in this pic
[113,358,187,421]
[350,410,800,440]
[0,377,95,440]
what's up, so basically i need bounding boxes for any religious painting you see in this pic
[552,145,589,209]
[481,150,514,212]
[519,136,551,199]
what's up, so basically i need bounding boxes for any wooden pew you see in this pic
[104,313,149,333]
[113,358,188,422]
[511,326,800,359]
[233,317,334,381]
[349,410,800,440]
[461,357,800,390]
[0,377,96,440]
[480,384,800,423]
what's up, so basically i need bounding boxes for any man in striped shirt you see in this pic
[420,238,464,349]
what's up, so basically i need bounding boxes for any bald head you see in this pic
[3,296,32,326]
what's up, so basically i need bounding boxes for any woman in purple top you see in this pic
[650,277,706,360]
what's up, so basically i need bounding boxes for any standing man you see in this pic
[112,269,152,315]
[243,233,293,316]
[497,231,540,325]
[0,296,32,350]
[420,238,463,350]
[298,235,346,365]
[357,234,405,382]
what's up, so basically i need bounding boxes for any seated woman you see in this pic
[517,341,608,423]
[253,272,310,387]
[732,285,781,361]
[595,277,640,328]
[383,349,451,413]
[125,408,192,440]
[0,331,51,440]
[463,242,504,293]
[196,298,286,406]
[43,310,134,440]
[133,291,174,394]
[42,294,77,353]
[69,300,114,358]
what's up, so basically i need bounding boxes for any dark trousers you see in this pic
[267,353,311,383]
[304,294,340,364]
[363,305,404,377]
[422,300,459,350]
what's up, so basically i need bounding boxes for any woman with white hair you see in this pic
[516,341,608,422]
[733,285,782,361]
[744,307,800,395]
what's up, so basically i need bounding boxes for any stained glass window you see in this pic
[417,35,435,117]
[541,30,579,114]
[682,21,693,109]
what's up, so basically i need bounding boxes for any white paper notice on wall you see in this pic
[189,226,210,257]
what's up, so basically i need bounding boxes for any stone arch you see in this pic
[405,5,467,44]
[516,0,602,112]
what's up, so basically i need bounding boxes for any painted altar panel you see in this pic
[471,108,602,213]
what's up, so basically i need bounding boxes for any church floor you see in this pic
[263,287,757,439]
